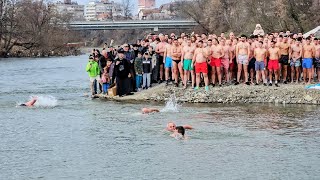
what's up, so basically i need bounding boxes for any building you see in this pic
[138,0,155,12]
[54,0,85,21]
[85,0,123,21]
[138,2,177,20]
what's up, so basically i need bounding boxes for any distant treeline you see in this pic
[0,0,81,57]
[176,0,320,35]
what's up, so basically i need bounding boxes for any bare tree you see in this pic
[122,0,133,20]
[0,0,79,57]
[176,0,320,35]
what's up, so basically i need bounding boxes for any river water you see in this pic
[0,55,319,180]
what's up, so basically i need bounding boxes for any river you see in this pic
[0,55,319,180]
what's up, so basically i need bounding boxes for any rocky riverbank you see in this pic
[97,83,320,105]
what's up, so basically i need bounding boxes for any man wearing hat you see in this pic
[112,50,133,97]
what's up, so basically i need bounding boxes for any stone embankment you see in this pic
[98,83,320,105]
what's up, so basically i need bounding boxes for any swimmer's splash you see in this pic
[161,92,180,112]
[35,95,58,107]
[17,95,58,108]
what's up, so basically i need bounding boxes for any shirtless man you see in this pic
[221,39,231,84]
[229,39,236,82]
[164,38,173,85]
[302,37,315,84]
[248,36,258,85]
[314,38,320,82]
[192,40,210,91]
[279,35,290,83]
[19,97,37,107]
[235,35,250,85]
[289,38,302,83]
[141,108,160,114]
[171,38,183,87]
[166,122,193,132]
[254,41,267,85]
[181,39,196,89]
[209,38,224,86]
[267,41,281,87]
[155,34,167,83]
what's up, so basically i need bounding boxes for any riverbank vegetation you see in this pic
[0,0,81,58]
[177,0,320,34]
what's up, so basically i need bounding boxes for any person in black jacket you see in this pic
[142,52,153,89]
[95,49,106,93]
[112,50,134,97]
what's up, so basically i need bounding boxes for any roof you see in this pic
[139,9,161,16]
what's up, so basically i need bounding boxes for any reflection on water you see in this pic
[0,55,319,180]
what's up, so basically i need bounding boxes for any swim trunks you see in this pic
[195,62,208,74]
[165,57,172,68]
[183,59,193,71]
[172,59,181,64]
[248,57,256,70]
[290,59,301,67]
[209,57,221,67]
[268,59,279,71]
[158,55,164,65]
[279,55,289,65]
[221,58,229,69]
[315,57,320,68]
[255,61,265,71]
[238,54,248,65]
[302,58,312,69]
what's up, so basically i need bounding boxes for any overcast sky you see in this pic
[73,0,172,14]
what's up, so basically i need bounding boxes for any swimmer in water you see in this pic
[170,126,186,139]
[141,108,160,114]
[19,97,37,107]
[166,122,193,132]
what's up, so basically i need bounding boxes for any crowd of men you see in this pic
[86,24,320,97]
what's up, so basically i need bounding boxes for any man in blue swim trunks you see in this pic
[164,38,173,85]
[302,37,315,84]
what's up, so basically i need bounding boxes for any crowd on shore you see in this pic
[86,24,320,97]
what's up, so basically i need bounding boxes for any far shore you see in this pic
[96,83,320,105]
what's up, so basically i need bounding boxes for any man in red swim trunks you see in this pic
[192,40,210,91]
[209,38,224,87]
[267,41,281,87]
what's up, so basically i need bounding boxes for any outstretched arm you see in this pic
[183,124,193,130]
[25,97,37,107]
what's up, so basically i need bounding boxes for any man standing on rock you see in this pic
[171,38,183,87]
[156,34,166,83]
[254,41,267,85]
[289,38,302,83]
[314,38,320,82]
[192,40,209,91]
[209,38,224,87]
[164,38,173,85]
[182,38,196,89]
[112,50,133,97]
[279,35,290,84]
[235,35,250,85]
[267,41,281,87]
[302,37,315,84]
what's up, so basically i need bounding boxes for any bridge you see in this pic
[68,20,198,31]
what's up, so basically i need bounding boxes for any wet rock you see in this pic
[304,95,313,102]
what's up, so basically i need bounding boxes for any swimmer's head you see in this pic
[175,126,185,136]
[19,104,27,106]
[167,122,176,131]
